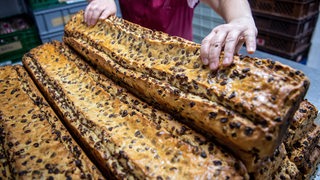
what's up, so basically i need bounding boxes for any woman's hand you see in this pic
[84,0,117,26]
[200,0,258,70]
[200,16,257,70]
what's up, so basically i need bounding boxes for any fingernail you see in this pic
[209,63,217,70]
[202,58,209,65]
[223,57,231,66]
[247,47,255,53]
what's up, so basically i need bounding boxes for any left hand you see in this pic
[84,0,117,26]
[200,16,257,70]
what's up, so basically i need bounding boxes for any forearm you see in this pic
[200,0,253,23]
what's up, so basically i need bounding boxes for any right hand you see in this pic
[200,16,257,71]
[84,0,117,26]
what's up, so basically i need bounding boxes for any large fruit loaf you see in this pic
[0,140,11,179]
[272,156,300,179]
[304,144,320,179]
[284,100,319,179]
[253,100,320,179]
[282,125,320,180]
[63,11,309,167]
[22,41,249,179]
[0,65,104,179]
[285,100,318,148]
[286,124,320,174]
[254,141,320,180]
[253,143,287,179]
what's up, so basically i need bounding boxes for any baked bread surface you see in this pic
[285,100,318,148]
[254,100,320,179]
[0,65,103,179]
[63,11,309,169]
[22,41,248,179]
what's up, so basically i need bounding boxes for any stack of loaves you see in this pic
[0,11,319,179]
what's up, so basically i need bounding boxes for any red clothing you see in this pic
[118,0,197,40]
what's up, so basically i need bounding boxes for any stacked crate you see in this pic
[249,0,320,61]
[27,0,88,43]
[27,0,122,43]
[0,14,41,65]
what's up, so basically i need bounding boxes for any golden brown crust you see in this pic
[303,145,320,179]
[66,11,309,125]
[63,36,268,172]
[22,41,249,179]
[285,100,318,149]
[287,125,320,172]
[0,65,104,179]
[252,100,319,179]
[0,141,12,179]
[253,143,287,179]
[253,125,320,179]
[272,156,301,180]
[63,12,308,171]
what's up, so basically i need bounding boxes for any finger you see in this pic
[85,5,95,26]
[234,37,244,55]
[100,8,116,19]
[208,30,227,70]
[200,31,216,65]
[90,7,104,26]
[222,31,241,66]
[244,29,257,54]
[84,4,93,25]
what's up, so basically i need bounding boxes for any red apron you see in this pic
[119,0,196,40]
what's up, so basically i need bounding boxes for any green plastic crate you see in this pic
[32,1,88,36]
[0,27,41,62]
[28,0,65,10]
[0,13,41,63]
